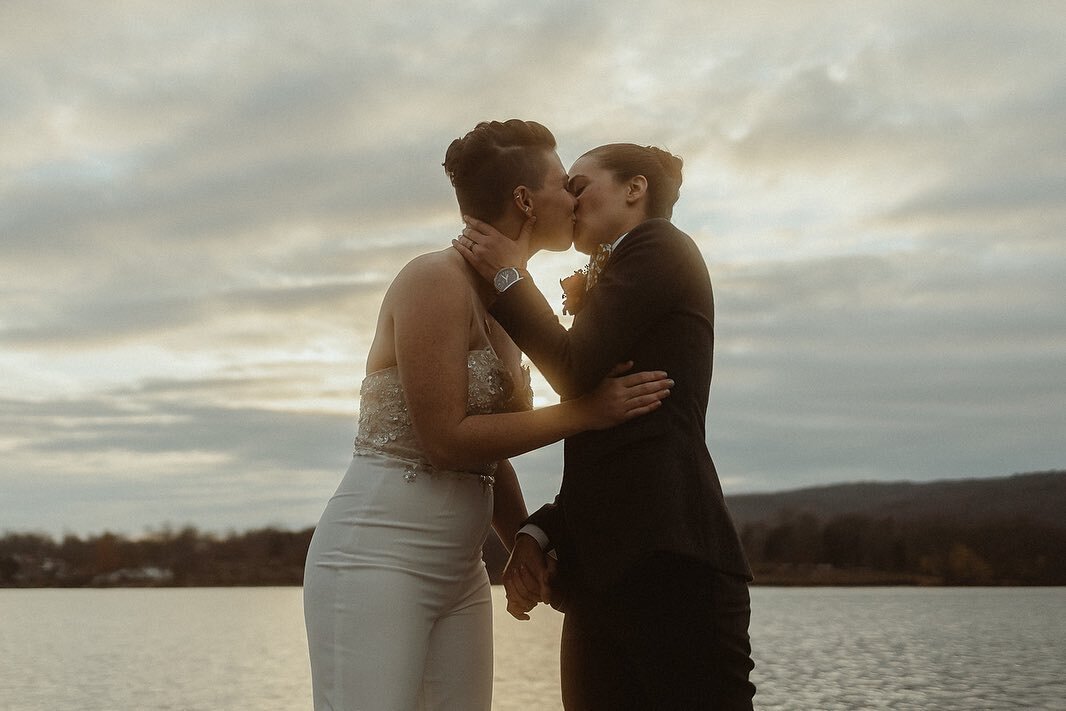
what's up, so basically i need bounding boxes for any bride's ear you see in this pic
[625,175,648,205]
[512,186,534,217]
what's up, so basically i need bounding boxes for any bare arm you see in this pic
[491,458,527,549]
[391,255,671,472]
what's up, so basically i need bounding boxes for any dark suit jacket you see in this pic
[492,218,752,599]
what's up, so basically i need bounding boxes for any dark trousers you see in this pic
[560,553,756,710]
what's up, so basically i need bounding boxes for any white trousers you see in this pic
[303,454,495,711]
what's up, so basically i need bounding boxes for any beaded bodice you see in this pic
[354,348,533,478]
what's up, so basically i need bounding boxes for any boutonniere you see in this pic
[560,242,614,316]
[560,266,588,316]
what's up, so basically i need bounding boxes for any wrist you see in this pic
[560,396,595,435]
[493,266,530,294]
[517,524,549,548]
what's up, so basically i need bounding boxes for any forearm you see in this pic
[491,459,528,549]
[417,400,590,472]
[423,365,670,469]
[492,279,613,398]
[494,226,692,399]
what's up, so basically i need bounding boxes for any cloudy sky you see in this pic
[2,1,1063,537]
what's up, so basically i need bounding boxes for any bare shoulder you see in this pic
[388,249,465,294]
[387,248,473,314]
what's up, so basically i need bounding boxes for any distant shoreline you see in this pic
[5,471,1064,588]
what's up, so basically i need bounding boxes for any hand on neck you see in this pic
[493,212,538,259]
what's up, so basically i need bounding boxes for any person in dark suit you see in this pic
[455,143,756,710]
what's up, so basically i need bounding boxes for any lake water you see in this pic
[1,586,1063,710]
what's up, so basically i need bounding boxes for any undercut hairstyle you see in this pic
[443,119,557,221]
[581,143,683,219]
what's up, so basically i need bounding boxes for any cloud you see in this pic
[2,1,1064,534]
[0,383,354,534]
[708,248,1066,491]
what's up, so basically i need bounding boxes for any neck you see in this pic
[457,253,498,307]
[597,217,640,249]
[615,208,649,239]
[491,214,538,259]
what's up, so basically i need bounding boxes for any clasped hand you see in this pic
[502,533,556,620]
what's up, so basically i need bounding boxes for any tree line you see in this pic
[740,511,1066,585]
[3,510,1064,587]
[0,526,313,587]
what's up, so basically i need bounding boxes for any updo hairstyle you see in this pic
[582,143,683,219]
[443,120,557,221]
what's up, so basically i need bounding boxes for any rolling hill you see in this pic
[724,470,1065,528]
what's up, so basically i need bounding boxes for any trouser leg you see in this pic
[560,554,756,710]
[419,571,494,710]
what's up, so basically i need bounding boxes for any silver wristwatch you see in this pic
[493,266,524,294]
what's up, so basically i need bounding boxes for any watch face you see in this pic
[495,268,516,291]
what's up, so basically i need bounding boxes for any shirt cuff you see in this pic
[517,524,549,550]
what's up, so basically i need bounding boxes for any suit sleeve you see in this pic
[524,498,566,551]
[491,222,693,398]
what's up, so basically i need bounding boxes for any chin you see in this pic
[535,228,574,253]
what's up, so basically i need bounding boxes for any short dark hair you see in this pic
[443,120,557,221]
[581,143,683,219]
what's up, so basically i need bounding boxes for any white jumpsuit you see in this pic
[303,349,530,710]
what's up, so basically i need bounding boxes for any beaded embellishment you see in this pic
[353,349,531,485]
